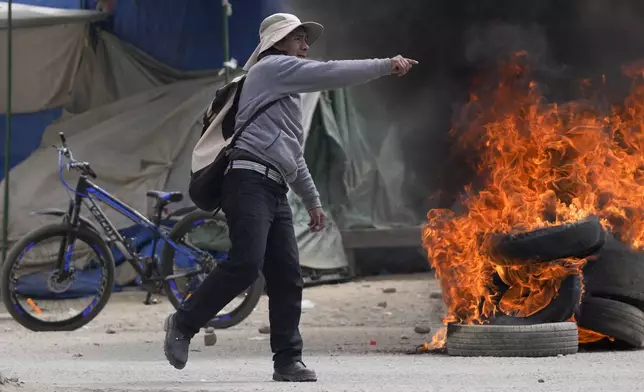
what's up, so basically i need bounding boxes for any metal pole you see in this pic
[2,0,13,263]
[222,0,230,83]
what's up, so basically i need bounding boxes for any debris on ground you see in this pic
[414,325,431,334]
[258,325,270,334]
[0,372,23,387]
[383,288,397,294]
[377,301,387,308]
[429,291,442,299]
[301,299,316,309]
[204,327,217,346]
[400,334,410,340]
[106,328,116,334]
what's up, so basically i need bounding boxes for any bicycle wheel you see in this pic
[1,223,115,331]
[160,210,264,329]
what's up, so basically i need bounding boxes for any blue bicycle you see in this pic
[0,132,263,332]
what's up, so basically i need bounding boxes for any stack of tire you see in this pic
[446,216,644,357]
[580,232,644,348]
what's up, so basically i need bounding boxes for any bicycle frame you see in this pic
[57,174,204,282]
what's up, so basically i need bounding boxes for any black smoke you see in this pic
[282,0,644,220]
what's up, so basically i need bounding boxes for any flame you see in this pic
[578,326,612,344]
[422,51,644,347]
[420,327,447,352]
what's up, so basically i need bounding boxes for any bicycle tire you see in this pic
[160,210,264,329]
[1,223,115,331]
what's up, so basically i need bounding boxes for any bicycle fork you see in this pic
[54,196,84,279]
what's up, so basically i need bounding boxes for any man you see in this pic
[164,12,417,382]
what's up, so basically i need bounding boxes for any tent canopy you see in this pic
[0,2,109,29]
[0,2,110,115]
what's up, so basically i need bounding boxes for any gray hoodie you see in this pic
[233,54,392,210]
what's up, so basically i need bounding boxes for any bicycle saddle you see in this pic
[146,190,184,203]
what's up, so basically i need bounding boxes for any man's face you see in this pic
[275,28,309,59]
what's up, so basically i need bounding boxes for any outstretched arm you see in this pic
[272,56,393,94]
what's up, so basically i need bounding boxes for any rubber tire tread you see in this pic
[446,322,579,357]
[576,296,644,348]
[589,285,644,312]
[0,223,115,331]
[583,233,644,296]
[488,216,605,266]
[160,210,264,329]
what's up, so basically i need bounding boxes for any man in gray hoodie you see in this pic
[164,12,417,382]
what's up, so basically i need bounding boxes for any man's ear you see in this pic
[272,40,285,51]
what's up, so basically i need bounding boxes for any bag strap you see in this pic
[229,99,279,147]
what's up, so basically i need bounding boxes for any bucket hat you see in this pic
[243,13,324,71]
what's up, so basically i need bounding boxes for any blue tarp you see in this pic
[104,0,283,71]
[15,268,112,298]
[0,107,62,181]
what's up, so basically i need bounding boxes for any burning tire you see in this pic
[589,286,644,312]
[583,233,644,299]
[576,297,644,348]
[489,273,581,325]
[487,216,605,266]
[446,322,578,357]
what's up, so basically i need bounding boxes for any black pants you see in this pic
[175,168,304,367]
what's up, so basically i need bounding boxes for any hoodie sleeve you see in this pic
[288,152,322,211]
[270,56,392,94]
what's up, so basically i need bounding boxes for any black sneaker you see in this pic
[273,360,317,382]
[163,313,191,370]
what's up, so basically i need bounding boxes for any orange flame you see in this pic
[578,326,612,344]
[422,51,644,346]
[420,327,447,351]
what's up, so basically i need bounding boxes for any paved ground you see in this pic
[1,273,644,392]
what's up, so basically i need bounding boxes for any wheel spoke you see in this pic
[0,224,115,331]
[161,212,263,329]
